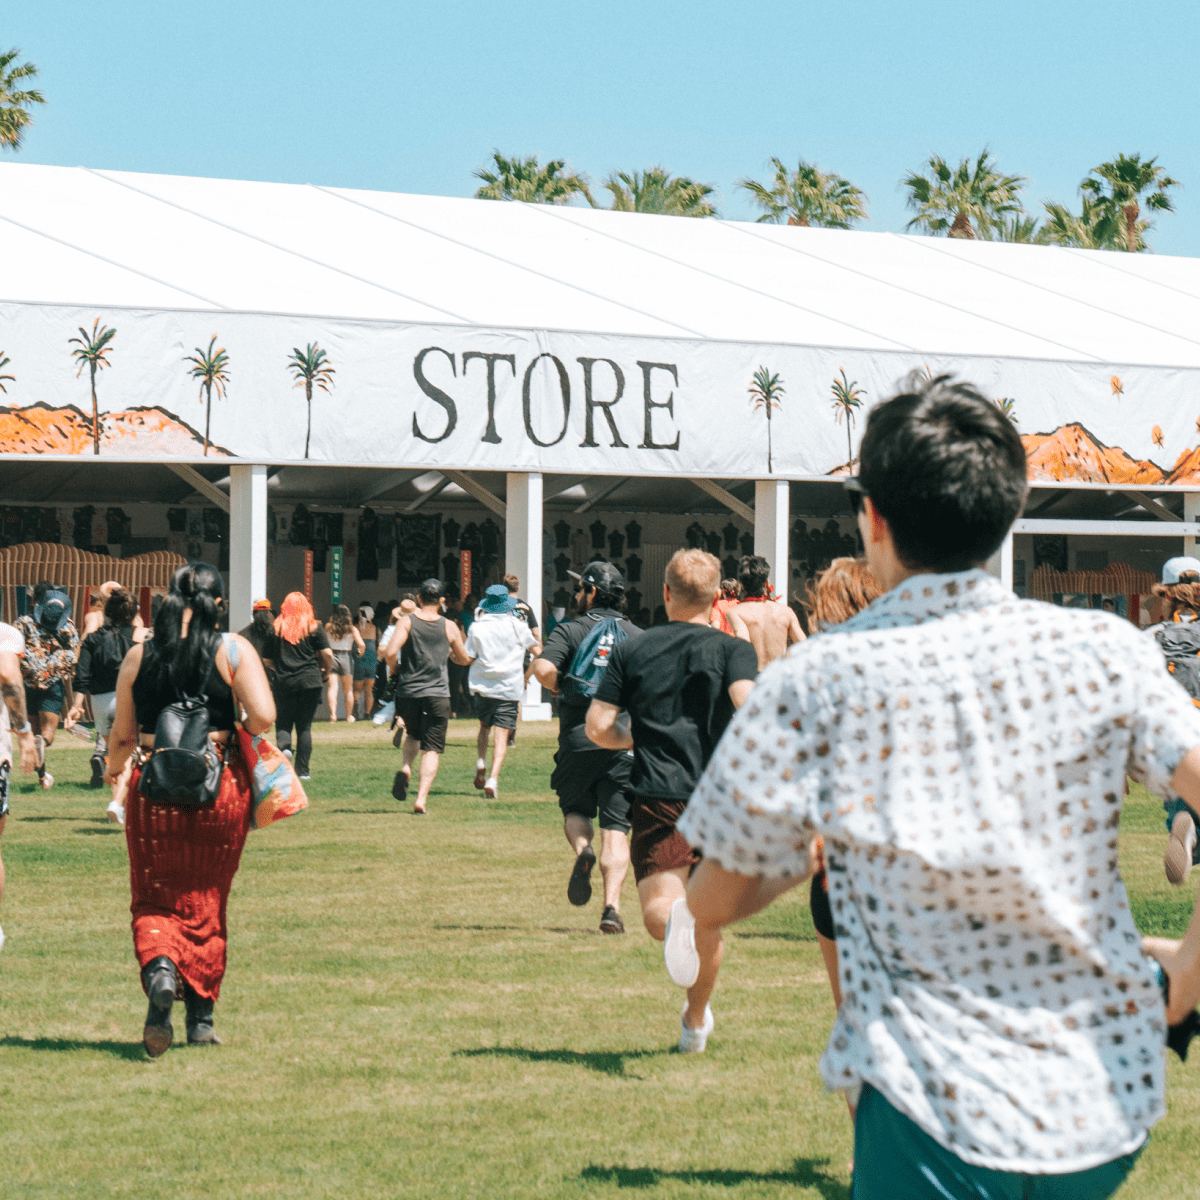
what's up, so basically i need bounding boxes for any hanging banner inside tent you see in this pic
[460,551,472,602]
[2,301,1200,484]
[303,551,313,603]
[330,546,343,604]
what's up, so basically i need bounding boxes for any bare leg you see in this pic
[340,674,355,720]
[818,933,842,1009]
[488,726,510,781]
[39,712,59,748]
[362,679,374,716]
[0,811,6,913]
[598,828,630,911]
[412,748,440,813]
[325,674,339,720]
[639,868,723,1028]
[564,812,593,856]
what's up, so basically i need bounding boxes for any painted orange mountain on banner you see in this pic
[1166,446,1200,485]
[0,403,231,456]
[1021,423,1163,484]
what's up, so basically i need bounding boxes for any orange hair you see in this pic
[805,557,881,630]
[275,591,316,645]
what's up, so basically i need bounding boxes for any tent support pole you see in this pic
[506,472,551,721]
[1188,495,1199,556]
[229,464,268,633]
[753,480,789,598]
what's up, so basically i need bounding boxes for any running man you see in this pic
[16,582,79,790]
[585,549,758,1051]
[733,555,804,669]
[382,579,469,815]
[465,585,541,798]
[0,620,38,951]
[532,562,640,934]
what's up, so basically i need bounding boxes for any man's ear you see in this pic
[862,497,890,546]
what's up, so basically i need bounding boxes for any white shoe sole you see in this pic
[664,897,701,987]
[107,802,125,826]
[678,1002,713,1053]
[1166,810,1197,886]
[484,778,498,798]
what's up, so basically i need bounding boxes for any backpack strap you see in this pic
[222,632,240,676]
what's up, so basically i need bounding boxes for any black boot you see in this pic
[89,754,105,788]
[141,956,178,1058]
[183,981,221,1045]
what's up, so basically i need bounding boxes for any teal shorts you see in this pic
[852,1084,1144,1200]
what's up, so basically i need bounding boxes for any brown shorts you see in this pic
[630,795,701,884]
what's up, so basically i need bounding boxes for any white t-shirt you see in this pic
[465,613,536,701]
[0,621,25,765]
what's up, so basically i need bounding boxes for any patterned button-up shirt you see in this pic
[678,569,1200,1173]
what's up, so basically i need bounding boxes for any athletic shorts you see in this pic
[472,695,519,730]
[91,691,117,740]
[552,747,632,834]
[396,695,451,754]
[25,681,65,716]
[630,795,701,884]
[810,868,834,940]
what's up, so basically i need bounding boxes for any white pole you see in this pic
[754,479,790,596]
[1187,494,1199,556]
[229,464,268,633]
[506,472,551,721]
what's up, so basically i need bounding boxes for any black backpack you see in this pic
[139,641,229,808]
[560,616,627,704]
[1156,623,1200,708]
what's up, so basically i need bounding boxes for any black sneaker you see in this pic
[89,756,105,788]
[599,905,625,934]
[392,770,409,803]
[567,846,596,907]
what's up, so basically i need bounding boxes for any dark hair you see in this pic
[738,555,771,597]
[251,607,275,636]
[590,584,626,612]
[32,580,54,605]
[147,562,226,697]
[104,587,140,627]
[419,579,444,603]
[858,372,1027,572]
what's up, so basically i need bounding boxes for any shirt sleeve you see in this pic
[464,626,480,658]
[1126,627,1200,795]
[540,623,575,672]
[310,626,331,652]
[593,640,628,708]
[676,657,824,878]
[724,637,759,686]
[518,622,536,651]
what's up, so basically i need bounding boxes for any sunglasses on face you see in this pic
[843,476,868,516]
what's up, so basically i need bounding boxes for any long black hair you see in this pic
[147,561,226,697]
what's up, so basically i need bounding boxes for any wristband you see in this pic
[17,722,31,734]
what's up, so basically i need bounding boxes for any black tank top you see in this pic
[132,636,237,732]
[399,615,449,698]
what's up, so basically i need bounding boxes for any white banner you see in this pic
[2,302,1198,485]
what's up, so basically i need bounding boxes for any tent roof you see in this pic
[5,162,1200,367]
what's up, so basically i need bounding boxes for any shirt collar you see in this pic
[844,567,1011,630]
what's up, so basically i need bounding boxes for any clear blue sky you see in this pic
[7,1,1200,254]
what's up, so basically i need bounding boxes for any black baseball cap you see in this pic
[418,578,444,600]
[568,561,625,592]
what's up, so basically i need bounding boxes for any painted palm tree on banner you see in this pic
[0,352,13,394]
[600,168,717,217]
[287,343,335,459]
[831,369,866,470]
[1081,153,1180,253]
[473,152,593,205]
[68,319,117,455]
[902,150,1026,240]
[748,367,784,473]
[738,157,867,228]
[0,48,46,151]
[183,336,231,457]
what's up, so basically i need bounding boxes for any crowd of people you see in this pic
[4,371,1200,1194]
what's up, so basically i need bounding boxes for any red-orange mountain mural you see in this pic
[1021,423,1163,484]
[0,403,231,456]
[1166,446,1200,485]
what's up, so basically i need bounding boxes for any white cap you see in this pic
[1162,556,1200,584]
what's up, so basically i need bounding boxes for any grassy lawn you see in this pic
[0,721,1197,1199]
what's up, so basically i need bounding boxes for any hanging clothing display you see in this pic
[722,522,739,551]
[356,508,379,581]
[553,519,572,549]
[589,519,607,550]
[607,530,625,558]
[442,517,461,549]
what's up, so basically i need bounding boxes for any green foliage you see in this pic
[902,149,1026,239]
[738,157,867,228]
[0,48,45,152]
[747,366,785,473]
[473,151,592,205]
[1039,196,1142,250]
[0,351,13,395]
[599,167,717,217]
[987,214,1044,244]
[287,343,335,460]
[183,335,231,457]
[68,319,117,456]
[1081,153,1181,252]
[830,368,866,469]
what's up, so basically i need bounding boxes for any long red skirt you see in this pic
[126,747,252,1001]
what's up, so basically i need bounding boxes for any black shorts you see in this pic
[472,695,519,730]
[810,869,834,940]
[25,681,65,716]
[552,747,632,834]
[396,695,452,754]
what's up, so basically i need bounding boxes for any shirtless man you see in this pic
[732,555,804,668]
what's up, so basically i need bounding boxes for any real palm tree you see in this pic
[287,343,335,460]
[1081,153,1181,252]
[748,367,784,473]
[1039,196,1144,251]
[737,157,867,228]
[0,352,13,394]
[183,336,231,457]
[600,167,717,218]
[0,49,46,152]
[68,319,117,456]
[473,151,592,205]
[902,150,1026,240]
[830,368,866,469]
[988,214,1044,244]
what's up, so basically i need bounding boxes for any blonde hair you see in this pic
[1152,580,1200,619]
[665,548,720,609]
[806,557,881,629]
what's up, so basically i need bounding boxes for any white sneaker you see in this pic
[664,897,700,987]
[107,799,125,826]
[0,923,6,953]
[282,748,293,761]
[39,771,54,790]
[1165,810,1197,885]
[484,777,498,798]
[678,1002,713,1053]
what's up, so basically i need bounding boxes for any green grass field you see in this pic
[1,722,1198,1199]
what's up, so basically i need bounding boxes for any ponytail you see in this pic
[148,561,226,697]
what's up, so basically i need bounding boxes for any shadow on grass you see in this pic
[456,1045,670,1077]
[579,1158,848,1197]
[433,924,523,931]
[74,827,123,836]
[734,931,814,942]
[0,1035,145,1062]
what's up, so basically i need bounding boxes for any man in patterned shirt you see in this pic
[673,373,1200,1197]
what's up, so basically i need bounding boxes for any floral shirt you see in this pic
[678,570,1200,1174]
[15,615,79,690]
[0,622,23,764]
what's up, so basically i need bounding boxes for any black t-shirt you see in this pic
[264,625,330,692]
[594,622,758,799]
[540,607,640,752]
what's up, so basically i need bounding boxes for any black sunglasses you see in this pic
[843,476,868,515]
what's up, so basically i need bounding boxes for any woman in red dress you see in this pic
[107,562,275,1057]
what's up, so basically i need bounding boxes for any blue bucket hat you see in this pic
[479,584,517,614]
[33,588,71,633]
